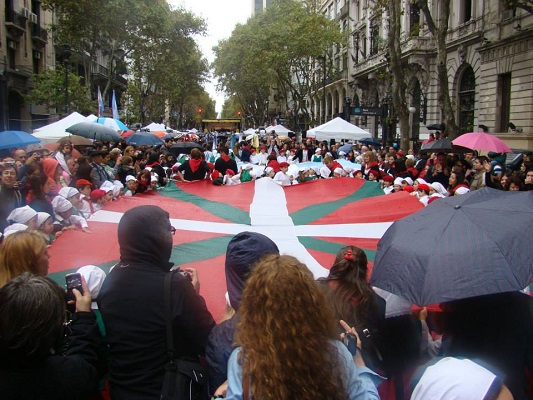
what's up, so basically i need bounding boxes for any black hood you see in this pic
[225,232,279,310]
[118,205,173,269]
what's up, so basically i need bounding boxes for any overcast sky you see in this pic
[168,0,252,113]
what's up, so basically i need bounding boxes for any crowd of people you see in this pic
[0,131,532,399]
[1,132,532,240]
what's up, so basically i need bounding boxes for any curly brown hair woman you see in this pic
[225,254,381,400]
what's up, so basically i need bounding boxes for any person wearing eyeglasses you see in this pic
[98,205,215,400]
[0,163,24,235]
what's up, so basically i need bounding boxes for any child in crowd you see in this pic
[36,212,55,245]
[90,189,107,212]
[368,169,380,182]
[112,181,124,199]
[51,196,91,234]
[333,167,347,178]
[76,179,94,219]
[6,206,38,231]
[100,181,115,202]
[382,175,394,194]
[124,175,138,197]
[353,170,364,179]
[58,187,82,215]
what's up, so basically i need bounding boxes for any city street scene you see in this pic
[0,0,532,399]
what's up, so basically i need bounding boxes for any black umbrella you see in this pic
[169,142,203,156]
[126,132,165,146]
[370,188,533,306]
[426,123,445,131]
[66,122,123,142]
[419,137,470,154]
[358,137,382,148]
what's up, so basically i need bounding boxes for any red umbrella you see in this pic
[452,132,511,153]
[121,130,135,138]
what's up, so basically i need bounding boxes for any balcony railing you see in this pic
[32,25,48,44]
[91,63,109,77]
[5,9,26,35]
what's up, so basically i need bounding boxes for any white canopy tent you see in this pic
[307,117,371,141]
[143,122,167,132]
[264,124,293,134]
[32,112,89,144]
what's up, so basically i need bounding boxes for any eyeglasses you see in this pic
[170,226,176,235]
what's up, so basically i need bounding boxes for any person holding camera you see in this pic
[0,273,100,400]
[98,205,215,399]
[0,163,24,235]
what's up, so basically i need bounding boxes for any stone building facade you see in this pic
[309,0,533,148]
[0,1,127,133]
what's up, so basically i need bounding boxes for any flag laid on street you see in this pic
[47,178,422,320]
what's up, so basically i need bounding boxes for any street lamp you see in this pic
[345,96,352,122]
[60,45,72,115]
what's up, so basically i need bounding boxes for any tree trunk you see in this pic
[386,0,411,151]
[417,0,459,138]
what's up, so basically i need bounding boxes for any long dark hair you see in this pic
[318,246,377,329]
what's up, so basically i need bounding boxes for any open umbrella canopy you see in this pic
[370,188,533,306]
[426,123,445,131]
[452,132,512,153]
[419,137,471,153]
[88,117,128,131]
[58,135,93,146]
[169,142,203,156]
[66,122,123,142]
[0,130,40,150]
[126,131,165,146]
[358,137,382,148]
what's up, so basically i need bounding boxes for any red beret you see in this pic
[211,170,220,180]
[382,175,393,183]
[226,169,235,176]
[403,185,414,193]
[279,162,290,168]
[369,170,379,178]
[397,151,405,157]
[90,189,106,201]
[76,179,92,188]
[417,183,431,193]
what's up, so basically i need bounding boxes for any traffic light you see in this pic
[237,111,241,117]
[198,108,202,114]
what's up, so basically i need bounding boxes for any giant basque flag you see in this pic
[47,178,422,320]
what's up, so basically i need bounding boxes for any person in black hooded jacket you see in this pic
[205,231,279,397]
[98,205,215,400]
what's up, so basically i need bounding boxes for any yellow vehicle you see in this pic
[202,119,241,133]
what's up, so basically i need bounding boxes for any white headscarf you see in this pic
[7,206,37,225]
[412,357,497,400]
[52,196,73,213]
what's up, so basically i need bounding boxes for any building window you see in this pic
[462,0,472,23]
[458,66,476,134]
[410,4,421,36]
[369,20,380,56]
[496,74,511,132]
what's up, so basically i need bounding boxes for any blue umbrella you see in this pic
[358,137,382,148]
[126,132,165,146]
[0,130,41,150]
[93,117,129,131]
[339,143,355,153]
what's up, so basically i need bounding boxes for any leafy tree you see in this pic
[213,0,343,130]
[26,66,93,114]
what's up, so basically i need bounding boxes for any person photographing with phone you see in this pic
[0,273,101,400]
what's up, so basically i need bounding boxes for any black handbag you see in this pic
[160,271,208,400]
